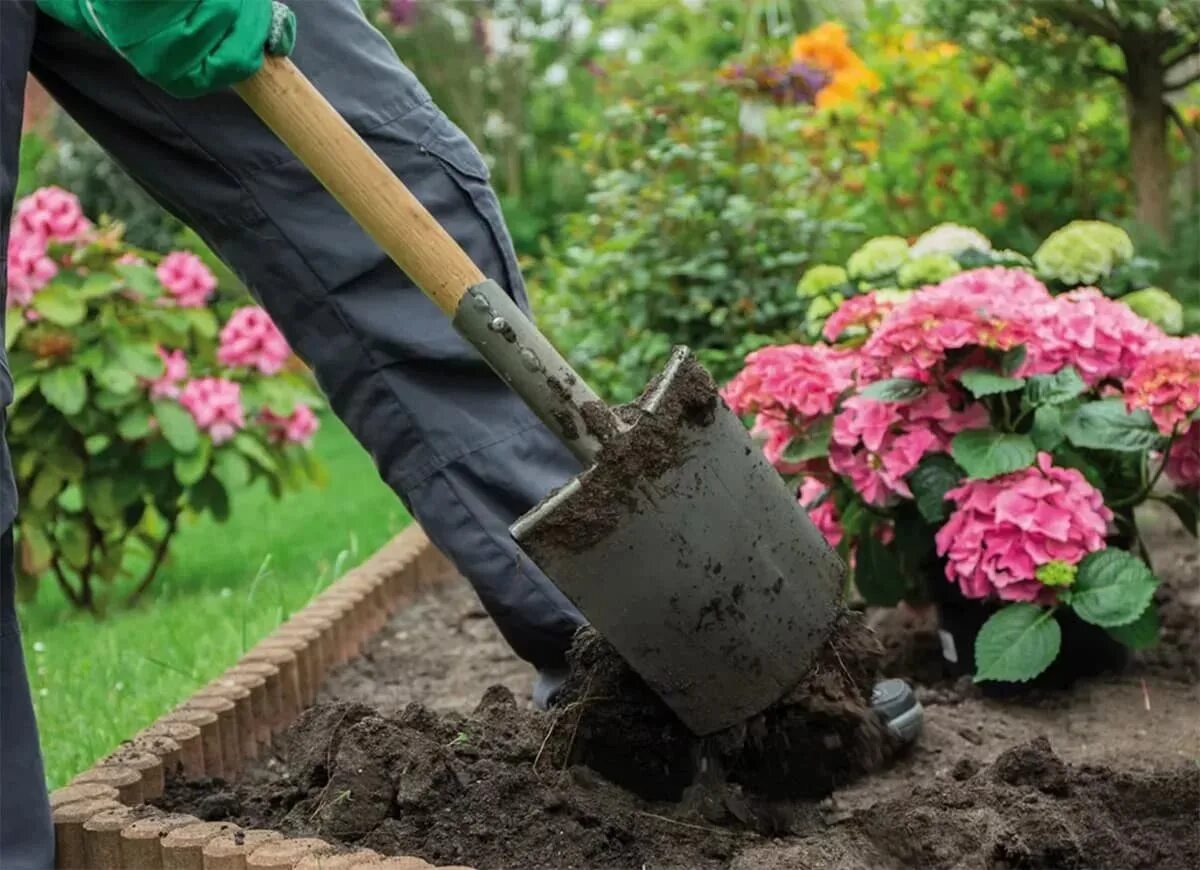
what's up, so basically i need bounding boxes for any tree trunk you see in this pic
[1123,46,1172,240]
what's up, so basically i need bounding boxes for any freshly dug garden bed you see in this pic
[159,509,1199,869]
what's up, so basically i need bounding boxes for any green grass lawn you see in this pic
[18,412,407,788]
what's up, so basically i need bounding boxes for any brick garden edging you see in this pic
[49,525,476,870]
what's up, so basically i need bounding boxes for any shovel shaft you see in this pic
[233,56,483,316]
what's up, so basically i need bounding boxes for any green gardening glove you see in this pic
[36,0,297,98]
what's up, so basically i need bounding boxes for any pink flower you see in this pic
[1026,288,1164,384]
[217,306,291,375]
[860,268,1038,382]
[178,378,244,445]
[799,477,844,548]
[823,292,898,342]
[1124,336,1200,436]
[145,347,189,399]
[935,453,1112,603]
[1164,422,1200,490]
[157,252,216,307]
[15,186,91,243]
[722,343,856,420]
[5,229,57,306]
[829,390,986,506]
[117,253,146,266]
[261,404,320,446]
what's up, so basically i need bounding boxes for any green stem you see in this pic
[1111,433,1175,508]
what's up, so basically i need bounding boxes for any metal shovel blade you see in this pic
[510,347,845,736]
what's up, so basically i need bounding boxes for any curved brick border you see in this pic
[49,525,473,870]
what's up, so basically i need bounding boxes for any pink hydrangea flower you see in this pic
[1164,422,1200,490]
[5,229,57,306]
[1025,288,1164,384]
[935,452,1112,603]
[799,477,844,548]
[15,186,92,243]
[145,347,189,399]
[178,378,244,445]
[157,252,216,307]
[217,306,291,375]
[822,292,898,342]
[860,269,1037,382]
[829,390,987,506]
[1124,335,1200,436]
[261,404,320,446]
[722,343,856,420]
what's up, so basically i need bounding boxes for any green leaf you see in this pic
[1024,366,1086,407]
[853,534,906,607]
[213,449,250,490]
[31,284,86,326]
[95,366,138,395]
[190,476,230,522]
[999,345,1027,377]
[186,308,219,339]
[1107,603,1160,650]
[117,408,154,441]
[233,432,278,472]
[40,367,88,415]
[78,274,119,299]
[1157,492,1197,537]
[1064,399,1164,452]
[115,262,163,299]
[173,442,212,487]
[951,430,1037,480]
[1030,404,1064,451]
[6,308,26,351]
[781,418,832,463]
[57,484,83,513]
[960,368,1025,398]
[859,378,925,402]
[142,439,176,469]
[152,400,199,453]
[1071,549,1158,628]
[17,523,53,576]
[85,434,111,455]
[84,477,123,520]
[907,454,963,523]
[115,344,165,379]
[29,467,64,509]
[974,604,1061,683]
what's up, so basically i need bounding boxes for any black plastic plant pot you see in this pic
[931,576,1129,698]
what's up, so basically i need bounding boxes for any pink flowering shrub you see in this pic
[5,187,325,612]
[726,263,1196,684]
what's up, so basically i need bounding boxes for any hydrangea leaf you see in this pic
[40,366,88,416]
[974,604,1060,683]
[1024,366,1086,407]
[1071,549,1158,628]
[859,378,925,402]
[907,454,963,523]
[1030,404,1065,451]
[1064,399,1164,452]
[960,368,1026,398]
[1107,602,1160,650]
[853,534,906,607]
[152,399,200,453]
[951,430,1037,479]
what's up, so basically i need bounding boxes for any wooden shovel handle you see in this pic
[233,55,484,316]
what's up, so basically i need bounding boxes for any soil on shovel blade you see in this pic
[159,507,1200,869]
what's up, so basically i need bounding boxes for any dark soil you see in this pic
[520,350,718,554]
[159,506,1200,869]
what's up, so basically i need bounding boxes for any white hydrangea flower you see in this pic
[910,223,993,258]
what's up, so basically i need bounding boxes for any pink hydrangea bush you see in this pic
[726,264,1195,684]
[4,187,326,611]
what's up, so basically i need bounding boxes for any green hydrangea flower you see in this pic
[897,254,962,288]
[798,264,849,298]
[1033,220,1135,286]
[847,236,910,282]
[910,223,992,258]
[1119,286,1183,335]
[873,288,914,306]
[1035,560,1077,588]
[803,293,840,338]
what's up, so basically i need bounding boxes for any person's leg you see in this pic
[0,2,56,866]
[29,0,585,675]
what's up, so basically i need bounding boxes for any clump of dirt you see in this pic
[521,351,718,553]
[158,609,895,869]
[554,610,895,805]
[745,737,1200,870]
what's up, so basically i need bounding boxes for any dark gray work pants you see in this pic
[1,2,585,866]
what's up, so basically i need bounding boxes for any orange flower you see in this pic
[792,20,880,109]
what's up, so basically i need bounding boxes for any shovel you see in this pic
[234,56,845,736]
